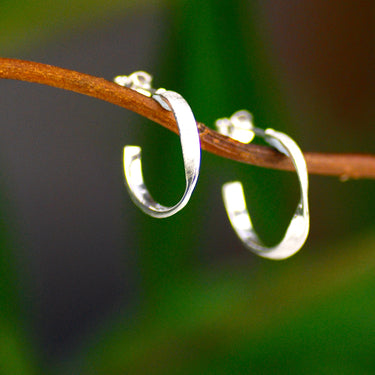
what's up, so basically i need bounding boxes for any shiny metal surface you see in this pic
[116,72,201,218]
[217,111,309,260]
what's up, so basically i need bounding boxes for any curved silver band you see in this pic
[123,90,201,218]
[222,128,309,260]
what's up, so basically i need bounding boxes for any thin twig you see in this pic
[1,58,375,179]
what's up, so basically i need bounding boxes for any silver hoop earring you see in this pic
[216,110,309,260]
[114,72,201,218]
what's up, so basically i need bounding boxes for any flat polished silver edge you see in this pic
[222,128,309,260]
[123,90,201,218]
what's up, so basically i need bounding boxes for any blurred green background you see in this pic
[1,0,375,374]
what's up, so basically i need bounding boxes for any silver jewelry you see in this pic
[216,110,310,260]
[114,72,201,218]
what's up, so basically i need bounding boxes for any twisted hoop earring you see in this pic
[216,110,309,260]
[114,72,201,218]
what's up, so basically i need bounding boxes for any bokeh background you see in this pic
[1,1,375,373]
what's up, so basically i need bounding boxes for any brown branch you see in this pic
[1,57,375,179]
